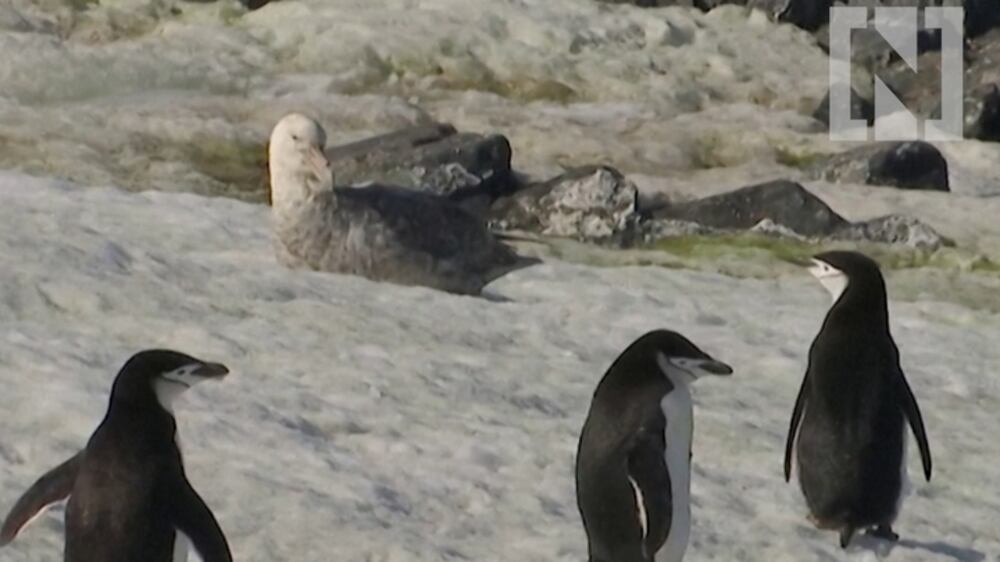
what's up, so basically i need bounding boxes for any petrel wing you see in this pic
[784,373,809,482]
[1,451,83,546]
[168,476,232,562]
[895,364,932,481]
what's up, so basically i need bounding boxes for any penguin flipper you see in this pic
[896,366,932,481]
[784,373,809,482]
[0,451,83,546]
[168,477,233,562]
[839,525,856,549]
[626,435,671,549]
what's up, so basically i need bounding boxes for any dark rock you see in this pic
[488,166,640,245]
[954,30,1000,140]
[811,1,998,38]
[594,0,697,5]
[326,123,518,210]
[809,141,949,191]
[961,83,1000,141]
[651,179,849,237]
[771,0,831,31]
[598,0,997,35]
[243,0,275,9]
[963,0,1000,38]
[867,141,949,190]
[833,214,952,250]
[813,86,876,127]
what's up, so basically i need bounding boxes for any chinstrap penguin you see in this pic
[784,251,932,548]
[576,329,733,562]
[0,349,234,562]
[268,112,536,295]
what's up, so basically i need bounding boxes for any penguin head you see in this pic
[807,250,885,304]
[620,330,733,384]
[268,112,333,207]
[651,330,733,385]
[110,349,230,413]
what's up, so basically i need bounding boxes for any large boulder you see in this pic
[651,179,849,237]
[488,166,640,245]
[808,141,950,191]
[326,123,518,209]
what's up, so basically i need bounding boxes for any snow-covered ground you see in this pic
[1,171,998,562]
[2,0,1000,560]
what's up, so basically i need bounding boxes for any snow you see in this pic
[1,171,999,561]
[1,0,1000,560]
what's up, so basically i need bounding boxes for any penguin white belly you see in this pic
[894,432,911,521]
[657,385,693,562]
[173,530,191,562]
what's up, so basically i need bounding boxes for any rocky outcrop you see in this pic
[638,179,948,250]
[326,123,518,210]
[961,83,1000,141]
[817,23,1000,144]
[808,141,950,191]
[651,179,849,237]
[813,87,876,127]
[598,0,999,36]
[488,166,640,245]
[833,214,952,249]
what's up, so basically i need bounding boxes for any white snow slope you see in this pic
[0,171,998,562]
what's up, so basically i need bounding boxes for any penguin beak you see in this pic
[192,362,229,379]
[662,356,734,379]
[693,359,733,376]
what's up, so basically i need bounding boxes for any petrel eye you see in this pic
[291,134,300,141]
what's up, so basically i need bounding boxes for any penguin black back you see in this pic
[784,251,932,548]
[1,349,233,562]
[577,330,732,562]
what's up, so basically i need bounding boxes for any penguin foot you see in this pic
[839,526,856,549]
[867,525,899,542]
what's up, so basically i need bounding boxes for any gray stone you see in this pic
[326,123,517,208]
[813,86,876,127]
[808,141,950,191]
[488,166,640,245]
[961,83,1000,141]
[651,179,849,237]
[833,214,952,250]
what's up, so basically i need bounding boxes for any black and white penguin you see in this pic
[0,349,233,562]
[784,251,932,548]
[576,330,733,562]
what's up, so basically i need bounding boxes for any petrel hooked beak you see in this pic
[306,144,331,175]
